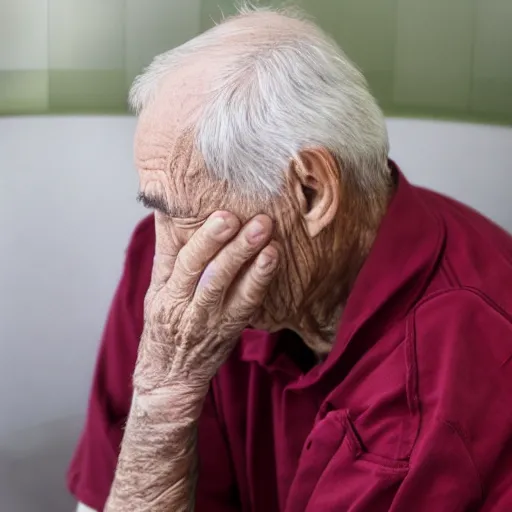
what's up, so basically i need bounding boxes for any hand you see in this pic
[107,212,278,511]
[135,211,280,394]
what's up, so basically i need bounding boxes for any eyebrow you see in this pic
[136,191,194,218]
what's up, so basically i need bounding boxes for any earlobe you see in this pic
[291,148,340,238]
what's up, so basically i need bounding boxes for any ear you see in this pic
[290,147,340,238]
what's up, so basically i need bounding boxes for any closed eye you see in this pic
[172,217,208,229]
[137,191,198,219]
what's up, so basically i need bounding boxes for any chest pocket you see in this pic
[285,410,409,512]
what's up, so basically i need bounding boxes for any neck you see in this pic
[289,240,366,356]
[290,182,394,357]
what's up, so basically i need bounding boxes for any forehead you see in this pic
[133,67,215,217]
[134,72,201,168]
[135,132,222,220]
[133,59,277,221]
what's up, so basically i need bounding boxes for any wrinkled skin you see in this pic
[105,12,392,512]
[133,101,384,354]
[138,212,280,391]
[106,127,387,512]
[106,211,279,511]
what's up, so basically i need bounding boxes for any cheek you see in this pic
[174,225,200,246]
[168,214,208,245]
[155,217,201,253]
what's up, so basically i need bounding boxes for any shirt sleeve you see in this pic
[67,214,241,511]
[390,419,511,511]
[391,291,512,512]
[67,216,155,510]
[480,459,512,511]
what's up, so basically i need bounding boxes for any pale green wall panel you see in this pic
[471,0,512,117]
[0,0,49,112]
[0,70,49,114]
[48,70,127,112]
[125,0,201,89]
[394,0,473,111]
[302,0,398,107]
[200,0,283,30]
[48,0,125,70]
[0,0,511,123]
[0,0,49,70]
[47,0,127,111]
[200,0,239,29]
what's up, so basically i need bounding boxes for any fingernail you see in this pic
[208,216,230,235]
[257,251,277,270]
[248,220,266,242]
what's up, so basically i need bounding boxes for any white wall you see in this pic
[0,117,144,511]
[387,119,512,231]
[0,116,511,510]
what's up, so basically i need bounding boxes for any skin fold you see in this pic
[104,11,393,512]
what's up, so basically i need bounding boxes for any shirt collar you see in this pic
[240,162,446,381]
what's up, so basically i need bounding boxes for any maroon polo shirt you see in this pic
[68,166,512,511]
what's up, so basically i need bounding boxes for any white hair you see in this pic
[129,4,390,199]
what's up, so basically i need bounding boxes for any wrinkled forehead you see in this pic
[134,66,206,166]
[134,107,201,182]
[132,58,278,221]
[132,66,216,216]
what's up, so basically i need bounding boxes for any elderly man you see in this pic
[68,6,512,512]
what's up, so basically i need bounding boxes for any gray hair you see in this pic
[129,4,390,198]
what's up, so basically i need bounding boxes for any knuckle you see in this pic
[255,261,277,280]
[233,302,258,325]
[251,260,275,284]
[197,264,228,303]
[239,277,266,307]
[255,248,279,277]
[146,295,169,323]
[230,236,259,263]
[154,304,171,325]
[146,318,171,342]
[175,250,200,278]
[202,214,239,242]
[241,285,264,307]
[197,282,224,307]
[239,267,274,308]
[143,289,159,317]
[223,310,244,330]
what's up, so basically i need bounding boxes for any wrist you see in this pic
[134,341,217,395]
[130,382,208,423]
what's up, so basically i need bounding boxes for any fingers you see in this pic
[194,215,274,306]
[224,242,280,323]
[169,212,241,297]
[150,212,182,289]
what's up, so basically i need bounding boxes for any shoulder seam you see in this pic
[414,287,512,325]
[439,253,461,287]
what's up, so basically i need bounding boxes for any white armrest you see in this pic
[76,503,97,512]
